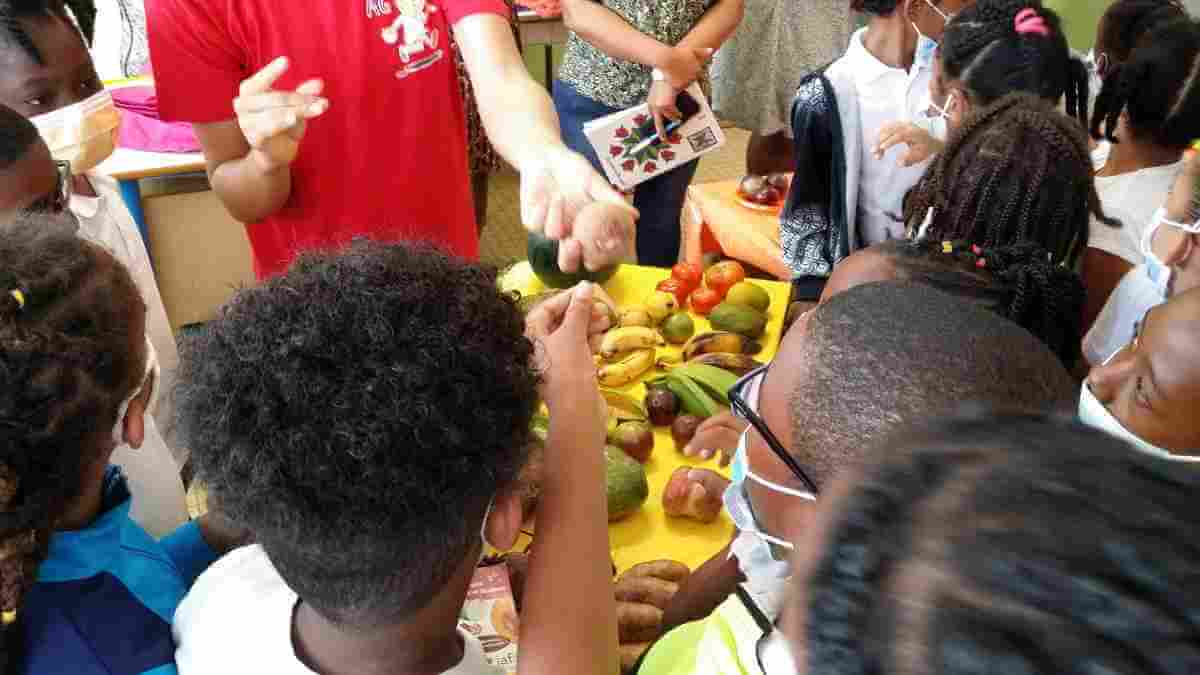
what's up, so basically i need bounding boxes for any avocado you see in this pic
[605,445,649,521]
[709,303,767,338]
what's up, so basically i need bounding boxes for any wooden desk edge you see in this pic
[104,159,209,182]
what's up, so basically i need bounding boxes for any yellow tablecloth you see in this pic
[500,262,792,575]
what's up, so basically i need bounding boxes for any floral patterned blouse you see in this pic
[557,0,715,109]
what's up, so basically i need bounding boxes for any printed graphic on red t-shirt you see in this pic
[378,0,445,78]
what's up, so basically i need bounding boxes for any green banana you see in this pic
[665,371,720,418]
[672,363,739,406]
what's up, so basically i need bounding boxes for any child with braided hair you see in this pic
[1082,18,1200,331]
[0,215,245,675]
[782,412,1200,674]
[905,92,1116,269]
[821,238,1085,366]
[876,0,1089,167]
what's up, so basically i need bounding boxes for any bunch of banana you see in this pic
[599,349,656,387]
[659,363,740,418]
[682,331,762,361]
[600,326,665,360]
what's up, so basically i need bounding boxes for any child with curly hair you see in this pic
[0,215,244,675]
[0,0,186,535]
[173,244,617,675]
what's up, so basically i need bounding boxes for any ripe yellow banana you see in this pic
[598,348,656,387]
[681,331,762,361]
[600,326,665,359]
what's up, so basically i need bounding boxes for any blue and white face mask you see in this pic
[913,0,951,69]
[723,431,814,618]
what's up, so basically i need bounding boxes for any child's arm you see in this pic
[518,283,618,675]
[659,539,744,634]
[160,510,253,587]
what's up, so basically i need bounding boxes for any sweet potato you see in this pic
[617,602,663,643]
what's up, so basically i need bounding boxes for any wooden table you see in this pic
[517,10,568,92]
[96,148,207,263]
[500,262,791,574]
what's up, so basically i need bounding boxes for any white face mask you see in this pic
[1143,206,1200,269]
[31,90,120,174]
[112,336,160,446]
[920,91,955,141]
[1078,378,1200,462]
[1082,263,1169,366]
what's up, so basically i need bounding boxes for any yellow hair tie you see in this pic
[2,609,16,625]
[8,290,24,310]
[941,241,954,254]
[1192,139,1200,151]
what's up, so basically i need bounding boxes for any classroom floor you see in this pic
[478,127,751,265]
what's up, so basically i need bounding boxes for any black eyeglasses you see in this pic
[26,161,72,215]
[728,364,820,496]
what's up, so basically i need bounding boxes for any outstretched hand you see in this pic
[520,148,639,273]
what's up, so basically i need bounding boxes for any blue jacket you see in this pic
[20,467,216,675]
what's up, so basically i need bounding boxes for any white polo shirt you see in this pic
[843,29,935,245]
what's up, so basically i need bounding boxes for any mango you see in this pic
[709,303,767,338]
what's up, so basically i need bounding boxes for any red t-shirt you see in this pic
[147,0,505,278]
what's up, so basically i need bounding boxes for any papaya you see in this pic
[527,232,619,289]
[709,303,767,338]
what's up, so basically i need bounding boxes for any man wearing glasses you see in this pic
[633,283,1076,674]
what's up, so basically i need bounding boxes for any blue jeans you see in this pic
[553,80,700,267]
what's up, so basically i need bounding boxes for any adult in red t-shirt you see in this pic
[147,0,636,278]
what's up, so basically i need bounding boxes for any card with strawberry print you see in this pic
[583,83,725,191]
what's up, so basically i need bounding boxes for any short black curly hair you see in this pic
[177,240,540,625]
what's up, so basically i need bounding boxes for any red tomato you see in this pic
[671,262,703,293]
[656,279,690,307]
[690,287,722,315]
[705,261,746,298]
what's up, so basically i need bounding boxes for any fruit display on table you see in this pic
[500,260,791,574]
